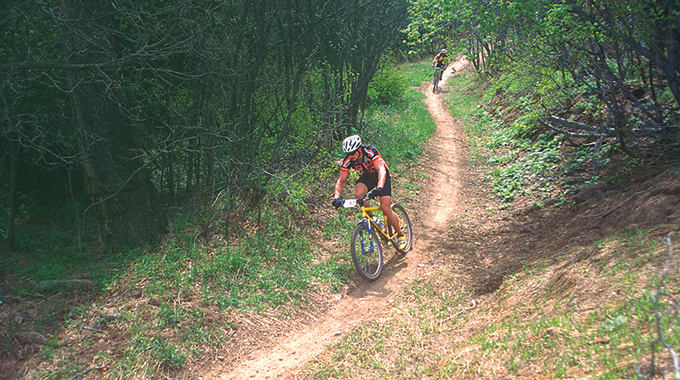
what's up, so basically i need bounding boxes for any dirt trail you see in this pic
[209,57,470,380]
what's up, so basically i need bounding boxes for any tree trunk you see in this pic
[6,134,18,251]
[60,0,167,251]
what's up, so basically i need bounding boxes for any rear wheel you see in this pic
[388,203,413,254]
[350,221,383,281]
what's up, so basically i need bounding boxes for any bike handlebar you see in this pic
[339,194,378,208]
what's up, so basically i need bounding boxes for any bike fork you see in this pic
[360,219,375,253]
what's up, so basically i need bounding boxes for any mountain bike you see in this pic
[432,65,445,93]
[339,195,413,280]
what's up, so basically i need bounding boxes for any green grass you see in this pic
[126,209,351,312]
[299,227,680,379]
[399,60,437,88]
[359,69,436,171]
[3,58,436,379]
[445,72,485,132]
[362,89,435,168]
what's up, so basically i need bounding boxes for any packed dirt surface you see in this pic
[203,58,472,379]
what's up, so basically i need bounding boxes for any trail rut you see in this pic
[207,57,470,380]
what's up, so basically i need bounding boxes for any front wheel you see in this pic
[433,70,442,93]
[388,203,413,254]
[350,221,384,281]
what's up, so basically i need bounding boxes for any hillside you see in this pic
[1,57,678,380]
[206,58,680,379]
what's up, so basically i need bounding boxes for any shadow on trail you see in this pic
[443,169,680,297]
[345,248,409,300]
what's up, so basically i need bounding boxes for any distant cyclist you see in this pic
[432,48,450,83]
[331,135,406,249]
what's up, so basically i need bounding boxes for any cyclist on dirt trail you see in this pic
[432,48,450,83]
[331,135,406,250]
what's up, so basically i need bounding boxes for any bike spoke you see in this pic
[350,223,383,280]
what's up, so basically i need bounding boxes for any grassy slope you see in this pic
[299,65,680,379]
[0,62,436,379]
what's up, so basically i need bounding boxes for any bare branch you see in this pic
[0,36,171,72]
[548,116,619,138]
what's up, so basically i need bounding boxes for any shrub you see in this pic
[367,69,407,105]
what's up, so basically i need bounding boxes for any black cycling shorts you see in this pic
[356,170,392,197]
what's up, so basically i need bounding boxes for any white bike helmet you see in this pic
[342,135,362,153]
[441,49,447,54]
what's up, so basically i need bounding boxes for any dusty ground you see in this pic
[201,58,473,380]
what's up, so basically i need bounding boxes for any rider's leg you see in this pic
[356,182,377,219]
[354,182,369,207]
[380,195,403,236]
[436,63,445,82]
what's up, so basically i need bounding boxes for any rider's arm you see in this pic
[334,170,349,199]
[374,158,387,189]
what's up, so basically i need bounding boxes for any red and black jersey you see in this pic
[340,145,388,175]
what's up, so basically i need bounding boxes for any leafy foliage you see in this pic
[405,0,680,168]
[0,0,411,251]
[368,69,408,106]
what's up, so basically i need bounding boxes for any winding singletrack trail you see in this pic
[207,57,470,380]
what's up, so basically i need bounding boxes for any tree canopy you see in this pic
[2,0,679,253]
[1,0,409,251]
[406,0,680,159]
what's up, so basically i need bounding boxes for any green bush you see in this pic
[367,69,407,105]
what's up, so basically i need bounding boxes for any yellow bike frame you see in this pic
[360,203,398,242]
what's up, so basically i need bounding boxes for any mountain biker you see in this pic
[331,135,406,250]
[432,48,450,83]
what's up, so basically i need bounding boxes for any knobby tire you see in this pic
[350,222,384,281]
[433,70,442,93]
[388,203,413,254]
